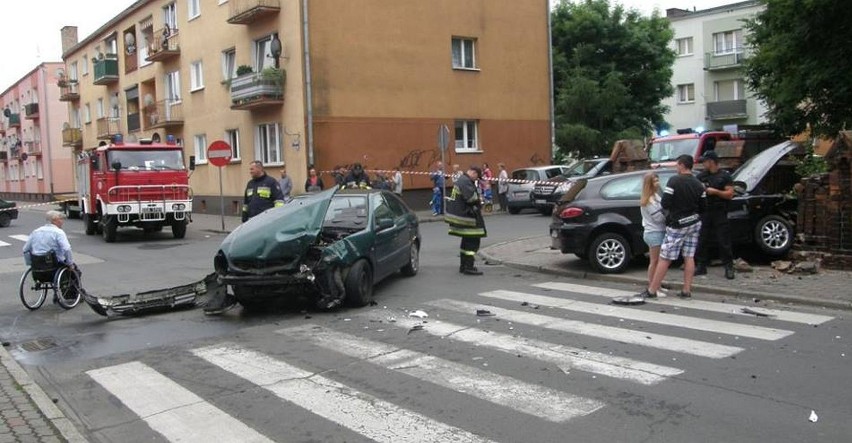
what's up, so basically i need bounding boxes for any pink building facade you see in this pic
[0,62,76,201]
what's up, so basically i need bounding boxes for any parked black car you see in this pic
[550,141,803,273]
[532,158,612,215]
[0,199,18,227]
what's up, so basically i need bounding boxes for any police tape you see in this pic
[0,198,77,213]
[320,169,564,187]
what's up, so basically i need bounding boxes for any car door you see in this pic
[371,194,404,281]
[382,192,414,268]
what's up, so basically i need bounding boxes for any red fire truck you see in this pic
[648,126,786,170]
[74,137,194,242]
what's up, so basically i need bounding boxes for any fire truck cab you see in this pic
[648,129,732,168]
[76,137,193,242]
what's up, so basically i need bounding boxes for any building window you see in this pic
[713,29,743,55]
[452,37,477,69]
[454,120,479,151]
[222,48,236,81]
[69,62,79,81]
[255,123,281,164]
[677,84,695,103]
[190,61,204,91]
[163,2,178,31]
[675,37,693,56]
[166,70,181,102]
[81,55,89,76]
[254,35,276,71]
[105,35,118,57]
[226,129,241,160]
[96,98,105,118]
[72,107,81,128]
[36,159,43,180]
[713,79,745,101]
[194,134,208,163]
[188,0,200,19]
[84,104,91,123]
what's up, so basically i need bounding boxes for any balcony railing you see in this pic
[93,56,119,85]
[0,151,7,162]
[145,100,184,129]
[8,114,21,128]
[230,71,285,110]
[707,99,748,120]
[705,48,748,70]
[96,117,122,140]
[127,112,141,133]
[228,0,280,24]
[24,103,39,120]
[59,81,80,101]
[147,29,181,62]
[62,127,83,147]
[23,140,41,155]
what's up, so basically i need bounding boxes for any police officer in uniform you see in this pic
[695,150,735,279]
[242,161,285,222]
[445,166,487,275]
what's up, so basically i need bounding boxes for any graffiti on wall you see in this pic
[397,148,441,171]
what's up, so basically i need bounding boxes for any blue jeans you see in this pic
[431,188,443,214]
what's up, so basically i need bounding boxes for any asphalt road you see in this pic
[1,209,850,442]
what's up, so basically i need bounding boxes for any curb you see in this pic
[479,247,852,312]
[0,344,88,443]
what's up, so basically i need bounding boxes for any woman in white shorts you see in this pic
[640,172,666,284]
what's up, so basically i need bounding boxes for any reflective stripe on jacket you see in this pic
[444,174,486,238]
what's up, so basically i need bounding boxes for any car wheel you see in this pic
[83,213,97,235]
[755,215,793,256]
[538,207,552,216]
[345,259,373,307]
[401,241,420,276]
[589,232,631,274]
[0,213,10,228]
[171,219,187,239]
[101,216,117,243]
[508,207,521,215]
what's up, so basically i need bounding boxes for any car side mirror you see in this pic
[111,161,122,171]
[733,181,747,195]
[376,218,394,231]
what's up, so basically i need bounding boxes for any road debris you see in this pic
[476,309,496,317]
[741,307,774,318]
[408,310,429,319]
[612,295,646,305]
[809,410,818,423]
[407,324,424,334]
[733,258,753,273]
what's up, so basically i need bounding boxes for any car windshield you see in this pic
[565,160,601,177]
[108,150,186,170]
[649,139,699,162]
[324,195,368,229]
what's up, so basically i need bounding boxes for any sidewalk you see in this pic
[480,235,852,311]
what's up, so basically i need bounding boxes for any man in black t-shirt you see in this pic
[695,150,735,279]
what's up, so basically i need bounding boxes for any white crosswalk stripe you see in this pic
[192,344,494,443]
[0,240,10,247]
[533,282,835,325]
[479,290,795,340]
[277,324,605,422]
[8,234,29,242]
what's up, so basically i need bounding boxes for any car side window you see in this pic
[373,196,395,222]
[382,193,407,218]
[512,170,530,181]
[600,176,644,200]
[545,168,562,179]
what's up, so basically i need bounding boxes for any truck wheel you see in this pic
[589,232,631,274]
[83,214,97,235]
[172,219,187,239]
[344,259,373,307]
[0,213,11,228]
[101,216,117,243]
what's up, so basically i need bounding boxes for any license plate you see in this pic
[535,199,546,205]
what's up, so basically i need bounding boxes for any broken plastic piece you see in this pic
[612,295,646,305]
[407,324,424,334]
[809,410,818,423]
[742,307,773,317]
[476,309,496,317]
[408,310,429,319]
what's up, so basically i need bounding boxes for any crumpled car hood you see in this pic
[732,141,800,192]
[220,188,337,272]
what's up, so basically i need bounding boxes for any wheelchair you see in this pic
[19,253,83,310]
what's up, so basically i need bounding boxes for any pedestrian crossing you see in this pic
[84,280,834,442]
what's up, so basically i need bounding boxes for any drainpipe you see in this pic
[40,65,55,197]
[546,0,556,162]
[302,0,315,167]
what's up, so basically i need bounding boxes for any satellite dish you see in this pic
[55,68,66,80]
[62,122,70,129]
[3,108,10,118]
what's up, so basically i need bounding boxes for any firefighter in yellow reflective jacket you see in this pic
[445,166,487,275]
[242,161,285,222]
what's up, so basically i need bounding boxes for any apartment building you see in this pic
[60,0,552,213]
[662,1,767,133]
[0,62,75,201]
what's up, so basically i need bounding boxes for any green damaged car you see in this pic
[214,188,420,309]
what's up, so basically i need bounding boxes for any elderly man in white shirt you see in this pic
[23,210,75,269]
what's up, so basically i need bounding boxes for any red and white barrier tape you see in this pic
[321,169,564,186]
[0,198,76,213]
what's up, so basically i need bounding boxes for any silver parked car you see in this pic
[506,165,570,214]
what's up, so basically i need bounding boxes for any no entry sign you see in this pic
[207,140,232,167]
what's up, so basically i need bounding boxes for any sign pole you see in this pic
[219,167,225,231]
[206,139,234,231]
[438,124,450,215]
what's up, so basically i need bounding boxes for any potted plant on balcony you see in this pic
[236,65,254,76]
[261,67,286,87]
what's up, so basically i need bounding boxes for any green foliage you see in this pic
[261,67,286,86]
[795,142,828,177]
[236,65,254,76]
[744,0,852,138]
[551,0,675,158]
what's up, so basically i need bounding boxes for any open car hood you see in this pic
[732,141,800,192]
[219,188,337,271]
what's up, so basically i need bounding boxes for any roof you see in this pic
[62,0,150,59]
[667,0,762,21]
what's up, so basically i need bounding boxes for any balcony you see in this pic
[705,49,747,71]
[96,117,122,140]
[23,140,41,155]
[146,30,180,62]
[62,127,83,147]
[228,0,280,25]
[707,99,748,120]
[0,151,7,162]
[8,113,21,128]
[230,70,285,110]
[24,103,39,120]
[145,100,184,129]
[93,56,119,85]
[59,81,80,101]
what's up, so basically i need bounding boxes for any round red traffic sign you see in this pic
[207,140,232,167]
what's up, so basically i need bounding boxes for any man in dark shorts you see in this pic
[695,150,735,279]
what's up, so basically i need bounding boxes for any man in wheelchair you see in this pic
[23,210,79,281]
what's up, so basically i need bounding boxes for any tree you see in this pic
[744,0,852,137]
[551,0,675,158]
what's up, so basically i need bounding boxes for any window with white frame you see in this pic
[454,120,479,151]
[166,70,181,102]
[713,29,743,54]
[675,37,693,56]
[36,159,43,180]
[188,0,200,19]
[71,107,81,128]
[226,129,240,160]
[163,2,178,31]
[81,55,88,76]
[677,84,695,103]
[194,134,207,163]
[69,61,79,81]
[452,37,477,69]
[96,98,105,118]
[190,61,204,91]
[254,35,276,71]
[222,48,236,81]
[84,104,91,123]
[255,123,281,164]
[713,79,745,101]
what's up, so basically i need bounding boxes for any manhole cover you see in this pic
[19,338,58,352]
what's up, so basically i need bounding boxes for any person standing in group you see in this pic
[451,164,463,184]
[640,172,666,285]
[392,166,403,196]
[242,161,285,222]
[445,166,487,275]
[305,167,324,193]
[624,155,705,303]
[332,165,347,188]
[480,163,494,207]
[430,161,446,215]
[497,163,509,212]
[279,166,293,201]
[695,150,735,279]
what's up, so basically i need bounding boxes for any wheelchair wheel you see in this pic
[19,268,48,310]
[54,268,82,310]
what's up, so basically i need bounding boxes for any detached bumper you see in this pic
[84,273,218,316]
